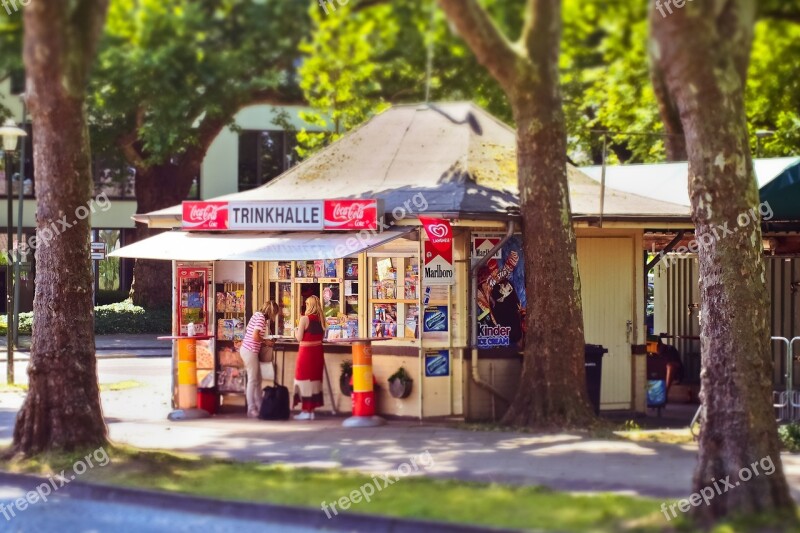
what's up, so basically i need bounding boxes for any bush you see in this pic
[94,300,171,334]
[96,290,130,306]
[778,423,800,452]
[8,300,171,336]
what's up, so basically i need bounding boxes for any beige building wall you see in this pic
[0,91,319,229]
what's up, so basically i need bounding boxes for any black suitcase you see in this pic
[259,384,290,420]
[259,342,290,420]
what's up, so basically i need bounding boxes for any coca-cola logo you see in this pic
[332,203,368,221]
[188,204,225,222]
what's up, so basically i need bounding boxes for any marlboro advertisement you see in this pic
[419,216,455,286]
[473,234,526,349]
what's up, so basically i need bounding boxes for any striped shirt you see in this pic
[242,312,267,352]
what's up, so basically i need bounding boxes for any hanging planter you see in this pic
[388,367,413,399]
[340,360,353,396]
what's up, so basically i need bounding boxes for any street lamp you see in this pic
[1,119,27,385]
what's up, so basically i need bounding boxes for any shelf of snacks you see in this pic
[214,281,246,395]
[368,256,420,340]
[264,257,366,341]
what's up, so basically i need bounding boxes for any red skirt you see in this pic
[294,342,324,410]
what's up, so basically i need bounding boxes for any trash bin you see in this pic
[584,344,607,415]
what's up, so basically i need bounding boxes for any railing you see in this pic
[690,336,800,437]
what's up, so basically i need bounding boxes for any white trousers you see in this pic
[239,347,262,412]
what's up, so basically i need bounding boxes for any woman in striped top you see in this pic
[241,300,279,417]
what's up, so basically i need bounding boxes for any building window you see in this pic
[238,130,299,192]
[93,159,136,199]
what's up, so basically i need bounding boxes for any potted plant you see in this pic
[340,360,353,396]
[388,367,413,399]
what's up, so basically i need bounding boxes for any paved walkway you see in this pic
[0,333,170,360]
[1,357,799,504]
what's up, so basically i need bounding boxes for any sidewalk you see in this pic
[1,365,799,505]
[0,334,170,360]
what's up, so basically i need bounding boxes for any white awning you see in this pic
[109,229,414,261]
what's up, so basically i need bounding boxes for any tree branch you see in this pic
[438,0,519,91]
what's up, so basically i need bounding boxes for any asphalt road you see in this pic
[0,480,318,533]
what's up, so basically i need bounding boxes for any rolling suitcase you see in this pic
[259,343,290,420]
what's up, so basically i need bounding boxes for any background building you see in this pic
[0,77,320,311]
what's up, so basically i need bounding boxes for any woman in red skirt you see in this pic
[293,295,326,420]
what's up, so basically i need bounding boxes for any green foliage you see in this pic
[778,423,800,452]
[296,0,516,157]
[340,359,352,376]
[621,419,641,432]
[5,300,170,335]
[89,0,309,170]
[298,0,800,165]
[93,300,171,335]
[388,366,412,384]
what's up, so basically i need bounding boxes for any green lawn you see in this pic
[3,445,795,532]
[2,445,675,532]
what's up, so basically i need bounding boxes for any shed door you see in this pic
[577,238,634,409]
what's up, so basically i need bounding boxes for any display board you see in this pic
[473,234,526,349]
[177,265,211,335]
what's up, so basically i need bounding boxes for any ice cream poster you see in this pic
[473,234,526,349]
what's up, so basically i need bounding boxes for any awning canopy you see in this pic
[109,228,414,262]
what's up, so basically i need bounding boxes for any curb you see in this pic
[0,471,524,533]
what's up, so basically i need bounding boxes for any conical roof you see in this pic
[143,102,690,223]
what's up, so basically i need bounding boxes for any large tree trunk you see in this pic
[440,0,595,428]
[129,161,197,308]
[650,65,687,161]
[13,0,109,455]
[650,1,796,526]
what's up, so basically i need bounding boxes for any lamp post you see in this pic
[1,119,27,385]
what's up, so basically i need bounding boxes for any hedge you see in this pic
[6,300,171,336]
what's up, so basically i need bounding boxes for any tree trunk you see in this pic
[129,161,197,308]
[650,2,796,526]
[500,71,593,428]
[650,64,687,161]
[438,0,595,428]
[13,0,109,455]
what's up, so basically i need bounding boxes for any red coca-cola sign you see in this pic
[182,202,229,230]
[323,199,380,231]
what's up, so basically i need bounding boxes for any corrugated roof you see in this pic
[143,103,690,222]
[581,157,800,208]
